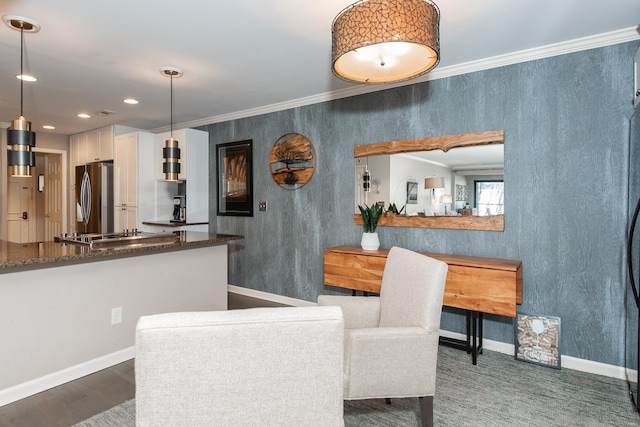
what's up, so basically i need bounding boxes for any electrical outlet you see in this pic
[111,307,122,325]
[259,201,267,212]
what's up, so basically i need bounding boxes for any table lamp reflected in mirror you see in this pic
[439,194,453,215]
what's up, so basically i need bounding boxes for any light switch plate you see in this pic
[259,201,267,212]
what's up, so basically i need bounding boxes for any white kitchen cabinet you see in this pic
[98,126,114,161]
[114,132,138,207]
[113,131,155,232]
[115,206,137,232]
[70,134,85,167]
[84,129,99,162]
[70,124,138,166]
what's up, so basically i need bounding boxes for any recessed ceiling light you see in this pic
[123,98,139,105]
[17,74,37,82]
[77,113,91,119]
[43,125,55,130]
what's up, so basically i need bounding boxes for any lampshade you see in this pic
[439,194,452,204]
[331,0,440,84]
[424,176,444,189]
[160,67,183,181]
[4,15,40,177]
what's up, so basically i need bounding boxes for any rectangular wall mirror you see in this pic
[354,130,505,231]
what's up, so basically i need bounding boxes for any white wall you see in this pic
[364,155,390,208]
[390,155,452,215]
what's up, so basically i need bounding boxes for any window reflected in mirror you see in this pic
[475,180,504,216]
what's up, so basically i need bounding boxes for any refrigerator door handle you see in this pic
[79,171,86,222]
[81,171,91,226]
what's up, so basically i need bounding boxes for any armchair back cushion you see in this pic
[135,306,344,427]
[379,246,448,331]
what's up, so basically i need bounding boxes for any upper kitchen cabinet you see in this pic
[70,125,140,166]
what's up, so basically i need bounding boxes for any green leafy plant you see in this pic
[358,203,383,233]
[386,203,405,215]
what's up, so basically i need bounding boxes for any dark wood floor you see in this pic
[0,293,287,427]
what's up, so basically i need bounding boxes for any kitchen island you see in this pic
[0,231,242,406]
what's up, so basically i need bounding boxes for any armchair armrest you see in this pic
[318,295,380,329]
[344,327,440,399]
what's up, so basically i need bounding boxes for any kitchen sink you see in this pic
[55,230,179,248]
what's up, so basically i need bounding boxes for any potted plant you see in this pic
[385,203,405,216]
[358,203,383,250]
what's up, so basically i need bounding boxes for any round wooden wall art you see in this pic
[270,132,316,190]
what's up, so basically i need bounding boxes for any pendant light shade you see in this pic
[4,15,40,177]
[160,67,183,181]
[331,0,440,84]
[363,169,371,192]
[8,116,35,177]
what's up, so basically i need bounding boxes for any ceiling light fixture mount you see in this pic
[160,66,183,182]
[3,15,40,177]
[331,0,440,84]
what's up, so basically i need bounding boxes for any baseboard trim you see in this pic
[229,286,639,383]
[228,284,316,307]
[0,347,135,407]
[4,288,635,407]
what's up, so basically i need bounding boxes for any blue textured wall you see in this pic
[204,41,639,366]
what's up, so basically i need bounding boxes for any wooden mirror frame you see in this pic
[354,130,505,231]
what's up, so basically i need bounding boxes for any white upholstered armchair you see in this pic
[318,246,448,427]
[135,306,344,427]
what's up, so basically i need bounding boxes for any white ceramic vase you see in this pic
[360,232,380,251]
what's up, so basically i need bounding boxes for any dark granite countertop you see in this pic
[0,231,243,274]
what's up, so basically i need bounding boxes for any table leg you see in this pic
[439,310,484,365]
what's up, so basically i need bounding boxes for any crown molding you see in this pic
[153,27,640,133]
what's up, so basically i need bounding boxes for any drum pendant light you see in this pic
[160,67,183,182]
[4,15,40,177]
[332,0,440,84]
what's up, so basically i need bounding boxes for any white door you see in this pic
[44,154,63,241]
[7,174,36,243]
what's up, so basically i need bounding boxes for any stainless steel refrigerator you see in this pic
[75,162,114,234]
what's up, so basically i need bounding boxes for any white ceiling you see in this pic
[0,0,638,136]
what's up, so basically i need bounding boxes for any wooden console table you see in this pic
[323,246,523,364]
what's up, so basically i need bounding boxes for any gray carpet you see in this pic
[74,346,640,426]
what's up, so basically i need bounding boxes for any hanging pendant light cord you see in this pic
[170,73,174,139]
[20,26,24,117]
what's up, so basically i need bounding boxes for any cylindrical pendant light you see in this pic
[332,0,440,84]
[4,15,40,177]
[160,67,183,182]
[363,169,371,192]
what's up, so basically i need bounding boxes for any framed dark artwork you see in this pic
[406,181,418,204]
[515,313,561,369]
[216,140,253,216]
[269,132,316,190]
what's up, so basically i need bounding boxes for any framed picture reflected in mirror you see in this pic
[406,181,418,204]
